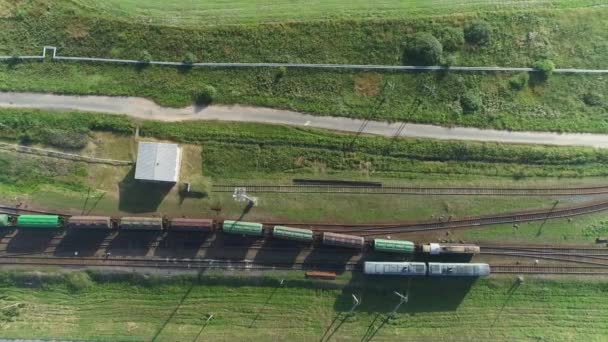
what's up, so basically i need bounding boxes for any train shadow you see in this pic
[333,272,476,314]
[252,238,306,266]
[199,233,260,261]
[154,231,210,258]
[107,230,162,256]
[53,229,113,257]
[5,229,60,254]
[302,246,361,274]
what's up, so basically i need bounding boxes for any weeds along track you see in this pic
[480,246,608,267]
[213,184,608,196]
[490,265,608,274]
[273,199,608,236]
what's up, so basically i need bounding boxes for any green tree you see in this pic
[438,27,464,52]
[139,50,152,64]
[183,52,196,65]
[404,33,443,66]
[509,73,529,91]
[460,91,482,114]
[464,20,492,46]
[193,85,217,105]
[532,59,555,80]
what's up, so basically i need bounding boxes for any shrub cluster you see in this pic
[404,33,443,65]
[460,92,482,114]
[509,73,529,91]
[532,59,555,80]
[464,20,492,46]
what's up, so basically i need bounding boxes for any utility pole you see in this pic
[348,294,361,315]
[389,291,408,318]
[233,187,257,206]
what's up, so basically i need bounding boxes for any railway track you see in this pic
[213,184,608,196]
[490,265,608,274]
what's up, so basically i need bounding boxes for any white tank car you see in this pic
[427,263,490,277]
[364,262,427,276]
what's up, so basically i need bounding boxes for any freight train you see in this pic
[0,214,480,255]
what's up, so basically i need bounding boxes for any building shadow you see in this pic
[107,230,162,256]
[118,167,174,213]
[53,229,113,257]
[5,229,60,254]
[154,231,210,258]
[333,273,476,314]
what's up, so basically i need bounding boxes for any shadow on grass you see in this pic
[118,167,174,213]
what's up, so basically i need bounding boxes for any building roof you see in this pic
[134,142,181,182]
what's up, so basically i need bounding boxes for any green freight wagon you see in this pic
[373,239,415,254]
[16,215,61,229]
[0,214,10,227]
[223,220,263,236]
[272,226,314,242]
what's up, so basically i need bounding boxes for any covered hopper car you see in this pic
[322,232,365,249]
[169,218,214,232]
[67,216,112,229]
[364,261,427,276]
[120,217,163,231]
[428,262,490,277]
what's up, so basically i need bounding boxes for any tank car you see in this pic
[169,218,214,232]
[373,239,415,254]
[16,215,62,229]
[223,220,264,237]
[364,262,427,276]
[422,243,480,255]
[272,226,314,242]
[67,216,112,229]
[322,232,364,249]
[427,263,490,277]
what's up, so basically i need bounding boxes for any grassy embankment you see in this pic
[0,1,607,132]
[1,109,608,243]
[0,269,607,341]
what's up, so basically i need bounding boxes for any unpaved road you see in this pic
[2,91,608,148]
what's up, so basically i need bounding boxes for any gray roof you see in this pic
[134,142,181,182]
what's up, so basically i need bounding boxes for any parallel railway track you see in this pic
[213,184,608,196]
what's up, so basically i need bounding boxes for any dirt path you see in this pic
[2,91,608,148]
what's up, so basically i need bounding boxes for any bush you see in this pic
[183,52,196,65]
[509,73,529,91]
[581,92,603,107]
[139,50,152,64]
[193,85,217,105]
[460,92,482,114]
[437,27,464,52]
[464,20,492,46]
[532,59,555,80]
[41,128,89,149]
[404,33,443,65]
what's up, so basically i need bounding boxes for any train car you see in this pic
[222,220,263,237]
[0,214,10,228]
[422,243,480,255]
[169,218,214,232]
[322,232,365,249]
[16,215,61,229]
[373,239,415,254]
[272,226,314,242]
[120,217,163,231]
[364,262,427,276]
[67,216,112,229]
[427,263,490,277]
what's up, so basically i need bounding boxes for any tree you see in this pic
[532,59,555,80]
[465,20,492,46]
[438,27,464,52]
[509,73,529,91]
[404,33,443,66]
[139,50,152,64]
[460,91,482,114]
[183,52,196,65]
[193,85,217,106]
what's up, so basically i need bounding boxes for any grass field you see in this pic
[0,270,607,341]
[70,0,604,25]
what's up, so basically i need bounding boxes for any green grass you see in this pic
[2,62,608,133]
[70,0,604,25]
[0,269,607,341]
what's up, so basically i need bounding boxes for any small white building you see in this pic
[134,142,181,183]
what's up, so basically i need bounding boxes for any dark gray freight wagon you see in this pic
[67,216,112,229]
[322,232,365,249]
[169,218,214,232]
[120,217,163,231]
